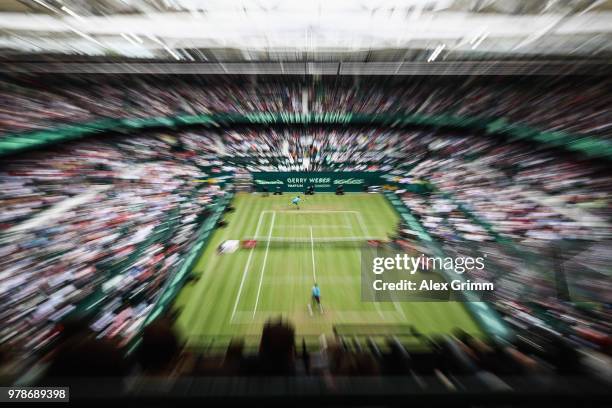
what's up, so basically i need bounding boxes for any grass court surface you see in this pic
[174,193,482,349]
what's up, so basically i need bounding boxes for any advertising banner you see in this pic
[252,171,384,192]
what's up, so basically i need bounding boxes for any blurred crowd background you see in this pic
[0,75,609,400]
[0,76,610,138]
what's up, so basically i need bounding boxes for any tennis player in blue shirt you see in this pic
[291,195,301,210]
[311,283,323,313]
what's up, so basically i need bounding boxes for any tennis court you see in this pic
[174,193,483,348]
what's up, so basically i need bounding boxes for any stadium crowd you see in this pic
[0,123,609,372]
[181,127,409,172]
[0,74,610,393]
[0,76,610,139]
[0,133,226,362]
[389,132,611,354]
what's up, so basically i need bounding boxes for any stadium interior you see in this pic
[0,0,611,406]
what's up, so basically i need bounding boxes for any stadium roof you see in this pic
[0,0,610,63]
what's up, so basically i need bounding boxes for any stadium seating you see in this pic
[0,77,610,139]
[0,79,610,399]
[1,126,609,366]
[0,134,226,357]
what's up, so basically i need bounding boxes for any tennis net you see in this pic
[241,236,389,248]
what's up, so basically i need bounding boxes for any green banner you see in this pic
[1,112,610,160]
[253,171,383,192]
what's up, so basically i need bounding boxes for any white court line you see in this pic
[354,210,386,318]
[273,225,353,229]
[263,276,360,285]
[373,293,386,319]
[356,211,372,237]
[319,334,328,350]
[230,211,266,321]
[263,210,360,214]
[234,311,403,318]
[391,293,407,320]
[232,310,403,323]
[310,226,317,282]
[343,212,354,229]
[252,211,276,318]
[355,211,404,319]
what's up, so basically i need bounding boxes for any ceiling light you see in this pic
[31,0,58,13]
[427,44,445,62]
[61,6,86,23]
[471,32,488,50]
[121,33,141,47]
[127,33,143,44]
[67,26,104,48]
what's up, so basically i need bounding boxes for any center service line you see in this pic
[253,211,276,318]
[310,226,317,282]
[231,211,265,322]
